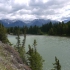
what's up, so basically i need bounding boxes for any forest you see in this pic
[7,21,70,36]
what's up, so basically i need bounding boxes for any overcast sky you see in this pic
[0,0,70,21]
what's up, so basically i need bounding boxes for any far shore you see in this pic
[7,33,70,38]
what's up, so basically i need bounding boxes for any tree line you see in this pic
[7,21,70,36]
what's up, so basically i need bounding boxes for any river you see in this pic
[8,35,70,70]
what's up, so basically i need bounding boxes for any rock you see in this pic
[0,41,31,70]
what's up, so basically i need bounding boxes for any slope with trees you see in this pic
[0,23,9,43]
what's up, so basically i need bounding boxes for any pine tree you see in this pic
[16,27,20,51]
[51,57,61,70]
[27,40,43,70]
[16,27,26,63]
[21,27,26,63]
[22,27,26,47]
[0,23,9,43]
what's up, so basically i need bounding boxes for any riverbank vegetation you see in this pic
[15,28,44,70]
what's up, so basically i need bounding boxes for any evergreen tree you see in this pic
[37,29,43,35]
[0,23,9,43]
[27,40,43,70]
[22,27,26,47]
[21,27,27,63]
[51,57,61,70]
[16,27,20,50]
[28,26,33,34]
[48,28,54,35]
[16,27,26,63]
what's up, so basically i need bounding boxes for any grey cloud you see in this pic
[46,0,68,8]
[28,0,70,20]
[12,2,27,11]
[28,0,60,17]
[31,9,57,16]
[29,0,68,10]
[61,16,70,20]
[29,0,48,9]
[0,0,70,20]
[0,0,13,14]
[0,0,29,15]
[0,0,9,3]
[0,4,12,14]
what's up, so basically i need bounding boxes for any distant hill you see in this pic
[8,20,26,27]
[64,19,70,23]
[0,19,26,27]
[27,19,49,27]
[0,19,59,27]
[27,19,59,27]
[0,19,12,27]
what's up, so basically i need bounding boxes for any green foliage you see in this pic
[0,23,9,43]
[18,47,26,63]
[37,29,44,35]
[16,28,20,49]
[27,40,44,70]
[22,27,26,47]
[48,28,54,35]
[51,57,61,70]
[7,21,70,36]
[15,27,26,63]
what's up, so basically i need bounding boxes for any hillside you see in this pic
[0,41,31,70]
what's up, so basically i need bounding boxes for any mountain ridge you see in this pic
[0,19,59,27]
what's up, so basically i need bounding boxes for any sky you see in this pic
[0,0,70,21]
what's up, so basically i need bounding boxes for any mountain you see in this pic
[9,20,26,27]
[27,19,49,27]
[64,19,70,23]
[28,19,59,26]
[0,19,59,27]
[0,19,26,27]
[0,19,12,27]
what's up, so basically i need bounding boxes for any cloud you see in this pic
[0,0,70,21]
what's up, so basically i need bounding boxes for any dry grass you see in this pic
[0,41,31,70]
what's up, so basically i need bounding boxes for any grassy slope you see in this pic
[0,41,31,70]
